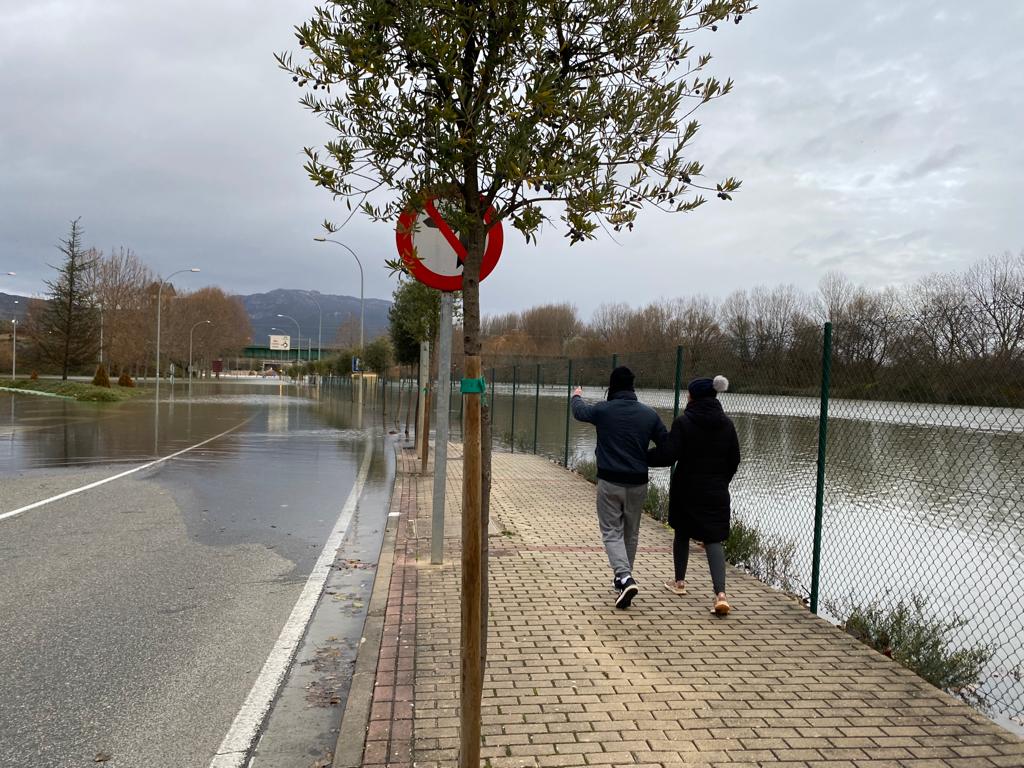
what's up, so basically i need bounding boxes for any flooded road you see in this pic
[0,380,391,768]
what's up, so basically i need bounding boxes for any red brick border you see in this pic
[362,447,420,768]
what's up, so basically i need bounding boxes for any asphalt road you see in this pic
[0,382,391,768]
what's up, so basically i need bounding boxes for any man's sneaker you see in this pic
[615,576,639,609]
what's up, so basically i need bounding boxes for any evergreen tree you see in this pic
[388,278,442,365]
[28,219,101,379]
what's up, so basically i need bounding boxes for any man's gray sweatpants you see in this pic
[595,479,648,578]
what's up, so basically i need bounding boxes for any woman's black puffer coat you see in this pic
[648,397,741,543]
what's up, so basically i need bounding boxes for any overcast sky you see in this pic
[2,1,1022,319]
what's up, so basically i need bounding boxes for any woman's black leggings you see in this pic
[674,528,726,595]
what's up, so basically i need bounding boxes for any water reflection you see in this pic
[0,381,317,471]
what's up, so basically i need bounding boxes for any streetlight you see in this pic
[188,320,212,398]
[313,238,364,353]
[156,267,200,402]
[9,319,16,380]
[303,291,323,361]
[276,313,302,362]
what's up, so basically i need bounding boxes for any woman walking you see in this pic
[648,375,740,615]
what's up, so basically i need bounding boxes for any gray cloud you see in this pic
[2,1,1022,320]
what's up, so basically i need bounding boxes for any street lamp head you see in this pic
[313,236,326,242]
[190,268,201,273]
[5,271,14,276]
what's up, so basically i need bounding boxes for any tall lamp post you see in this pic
[188,319,212,398]
[156,267,200,402]
[276,313,302,363]
[313,238,364,353]
[303,292,323,361]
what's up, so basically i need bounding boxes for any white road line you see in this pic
[208,435,374,768]
[0,418,253,523]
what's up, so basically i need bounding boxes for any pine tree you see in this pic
[28,219,101,380]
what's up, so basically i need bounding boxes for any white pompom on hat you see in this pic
[713,375,729,393]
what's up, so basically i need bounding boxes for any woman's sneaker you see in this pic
[615,576,639,609]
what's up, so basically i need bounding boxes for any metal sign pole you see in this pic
[431,293,454,564]
[417,341,429,455]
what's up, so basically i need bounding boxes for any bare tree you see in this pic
[965,252,1024,361]
[90,246,154,376]
[164,287,253,372]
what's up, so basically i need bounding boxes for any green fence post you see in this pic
[672,345,684,420]
[810,321,833,615]
[563,359,573,467]
[510,365,518,453]
[533,363,541,454]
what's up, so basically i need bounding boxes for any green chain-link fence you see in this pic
[430,319,1024,729]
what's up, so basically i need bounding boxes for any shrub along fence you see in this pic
[428,319,1023,729]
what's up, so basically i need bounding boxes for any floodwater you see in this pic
[0,379,380,471]
[435,381,1024,731]
[0,378,393,767]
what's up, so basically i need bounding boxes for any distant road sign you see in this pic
[269,334,291,351]
[396,197,502,291]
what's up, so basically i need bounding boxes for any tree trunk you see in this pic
[480,399,491,666]
[459,217,486,768]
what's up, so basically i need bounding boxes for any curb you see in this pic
[332,444,403,768]
[0,386,74,400]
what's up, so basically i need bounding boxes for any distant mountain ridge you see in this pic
[1,289,392,351]
[237,289,391,350]
[0,293,29,324]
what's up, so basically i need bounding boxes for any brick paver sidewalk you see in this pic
[351,445,1024,768]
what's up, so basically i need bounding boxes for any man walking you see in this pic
[572,366,668,608]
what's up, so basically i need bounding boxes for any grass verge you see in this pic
[829,593,994,700]
[0,378,145,402]
[570,457,598,483]
[723,517,801,595]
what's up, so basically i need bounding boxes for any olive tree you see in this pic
[278,1,754,760]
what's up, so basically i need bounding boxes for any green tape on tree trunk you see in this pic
[461,377,487,394]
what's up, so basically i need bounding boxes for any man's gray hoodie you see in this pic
[571,391,668,485]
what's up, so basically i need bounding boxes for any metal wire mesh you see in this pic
[441,320,1024,728]
[820,316,1024,725]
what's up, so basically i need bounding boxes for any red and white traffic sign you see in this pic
[395,197,503,291]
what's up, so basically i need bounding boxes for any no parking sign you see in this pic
[395,197,503,291]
